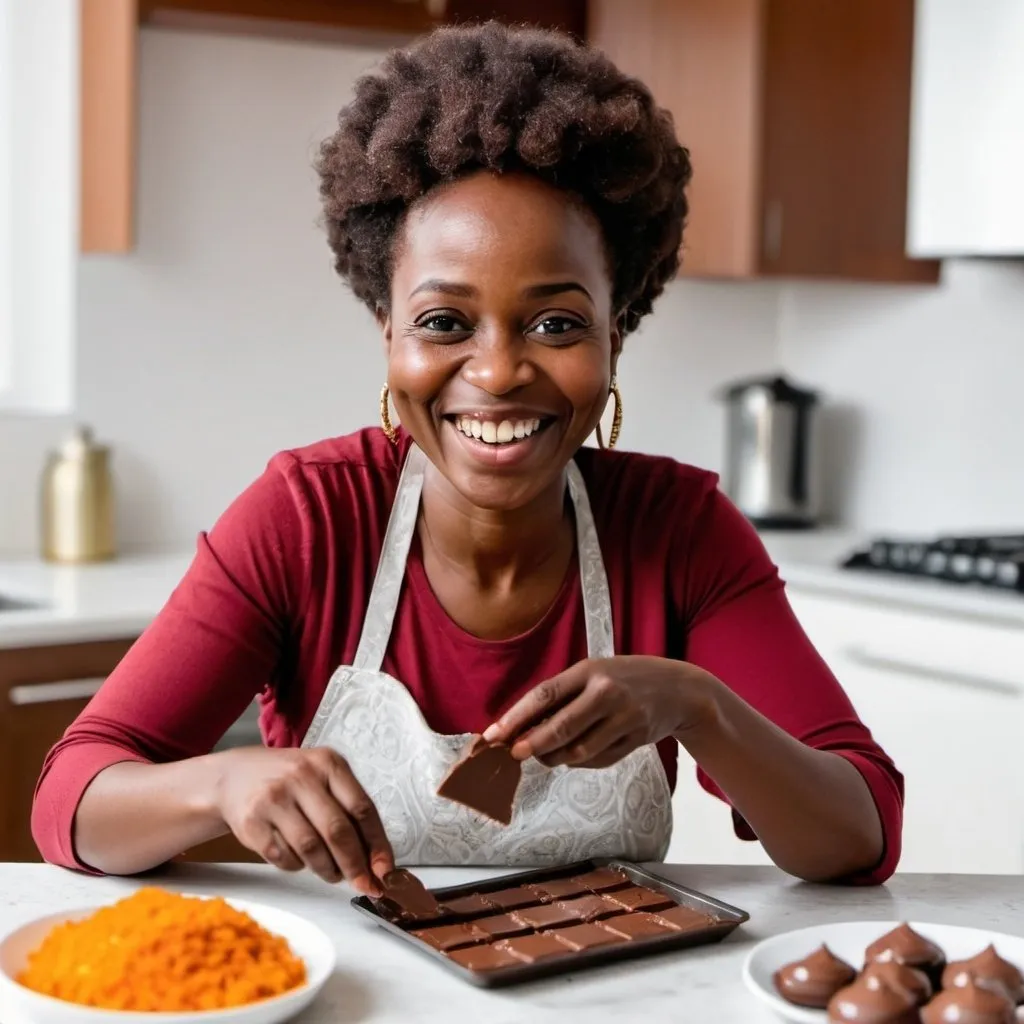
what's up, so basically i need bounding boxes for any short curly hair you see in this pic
[316,21,691,337]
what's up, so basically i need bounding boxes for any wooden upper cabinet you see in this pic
[587,0,941,283]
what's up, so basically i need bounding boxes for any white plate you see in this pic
[742,920,1024,1023]
[0,895,336,1024]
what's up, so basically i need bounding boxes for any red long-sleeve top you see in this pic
[32,428,904,881]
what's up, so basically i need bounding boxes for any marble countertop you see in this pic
[1,528,1022,650]
[1,862,1022,1023]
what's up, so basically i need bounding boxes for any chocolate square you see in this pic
[602,885,675,913]
[436,737,521,825]
[653,905,717,932]
[447,943,522,971]
[526,877,589,901]
[571,867,632,892]
[411,922,487,951]
[556,894,623,922]
[471,913,532,939]
[550,923,623,951]
[441,893,497,918]
[600,912,675,940]
[511,903,579,929]
[499,933,573,963]
[481,886,541,911]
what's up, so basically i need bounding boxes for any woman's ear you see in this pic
[610,323,623,377]
[377,307,392,357]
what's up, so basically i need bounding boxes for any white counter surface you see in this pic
[1,530,1023,650]
[1,862,1022,1023]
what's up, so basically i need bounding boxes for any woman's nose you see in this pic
[461,331,535,395]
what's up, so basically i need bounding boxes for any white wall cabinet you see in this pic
[907,0,1024,256]
[668,586,1024,875]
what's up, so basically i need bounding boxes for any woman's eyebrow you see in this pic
[523,281,593,302]
[409,278,476,298]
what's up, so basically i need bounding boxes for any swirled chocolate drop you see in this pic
[774,944,858,1008]
[865,923,947,989]
[920,977,1015,1024]
[942,945,1024,1005]
[861,961,933,1005]
[827,976,919,1023]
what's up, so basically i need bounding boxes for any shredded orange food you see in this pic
[16,887,307,1012]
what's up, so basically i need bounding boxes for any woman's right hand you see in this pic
[213,746,394,896]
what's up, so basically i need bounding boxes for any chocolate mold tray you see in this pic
[350,858,750,988]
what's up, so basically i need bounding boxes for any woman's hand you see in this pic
[483,656,716,768]
[213,746,394,895]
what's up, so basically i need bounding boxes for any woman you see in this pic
[32,22,902,896]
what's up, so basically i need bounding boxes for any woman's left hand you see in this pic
[483,656,717,768]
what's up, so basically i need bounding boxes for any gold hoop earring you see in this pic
[595,377,623,450]
[379,383,398,445]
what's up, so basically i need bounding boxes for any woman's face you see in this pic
[384,170,620,512]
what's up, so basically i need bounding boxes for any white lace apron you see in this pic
[301,444,672,866]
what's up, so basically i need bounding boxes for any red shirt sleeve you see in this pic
[30,453,313,872]
[677,481,905,885]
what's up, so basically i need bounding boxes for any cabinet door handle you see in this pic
[842,646,1019,696]
[8,677,106,705]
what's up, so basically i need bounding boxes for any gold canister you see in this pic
[40,426,116,563]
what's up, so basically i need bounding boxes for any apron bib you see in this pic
[302,445,672,866]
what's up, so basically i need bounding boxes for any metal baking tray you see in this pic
[350,858,750,988]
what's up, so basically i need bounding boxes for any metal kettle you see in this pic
[719,375,821,529]
[40,425,117,563]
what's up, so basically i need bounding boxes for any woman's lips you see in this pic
[451,414,548,445]
[444,416,556,467]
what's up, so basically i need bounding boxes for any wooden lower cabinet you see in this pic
[0,637,259,865]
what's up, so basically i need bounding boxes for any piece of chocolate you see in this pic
[526,877,589,901]
[436,736,522,826]
[447,943,521,971]
[865,923,947,989]
[601,885,675,913]
[375,868,442,922]
[827,976,920,1024]
[652,905,717,932]
[469,913,531,940]
[921,977,1016,1024]
[551,923,623,951]
[440,893,496,918]
[556,894,623,922]
[498,933,572,964]
[942,945,1024,1005]
[861,961,932,1006]
[773,943,858,1009]
[480,887,540,912]
[411,922,487,952]
[600,913,675,940]
[571,867,632,892]
[511,903,579,930]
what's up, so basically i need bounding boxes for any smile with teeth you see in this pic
[453,415,548,445]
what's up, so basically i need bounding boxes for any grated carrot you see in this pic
[16,887,307,1012]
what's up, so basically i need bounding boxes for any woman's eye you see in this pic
[533,317,583,336]
[420,315,463,333]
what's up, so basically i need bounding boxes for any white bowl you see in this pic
[0,895,336,1024]
[742,920,1024,1023]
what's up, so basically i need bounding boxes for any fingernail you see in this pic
[482,724,499,742]
[510,741,531,761]
[356,875,381,898]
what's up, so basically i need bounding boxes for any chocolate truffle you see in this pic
[556,894,623,922]
[920,977,1015,1024]
[511,903,579,930]
[652,905,717,932]
[470,913,531,940]
[827,976,920,1023]
[865,923,947,989]
[774,944,858,1009]
[942,945,1024,1005]
[526,877,589,901]
[499,933,572,963]
[481,886,541,911]
[440,893,495,918]
[601,885,675,913]
[600,913,674,940]
[411,922,486,952]
[447,943,521,971]
[436,736,521,825]
[376,868,442,922]
[551,923,622,951]
[571,867,632,892]
[861,961,933,1006]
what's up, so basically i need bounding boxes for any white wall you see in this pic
[778,259,1024,535]
[0,28,779,556]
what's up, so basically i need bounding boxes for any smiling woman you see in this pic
[32,21,904,891]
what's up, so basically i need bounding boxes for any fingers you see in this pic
[324,757,395,884]
[537,717,634,768]
[483,661,591,748]
[575,730,647,770]
[512,688,607,762]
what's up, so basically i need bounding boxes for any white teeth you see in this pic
[454,416,547,444]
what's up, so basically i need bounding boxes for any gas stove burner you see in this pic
[842,534,1024,594]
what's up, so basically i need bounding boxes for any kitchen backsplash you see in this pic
[0,28,1022,556]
